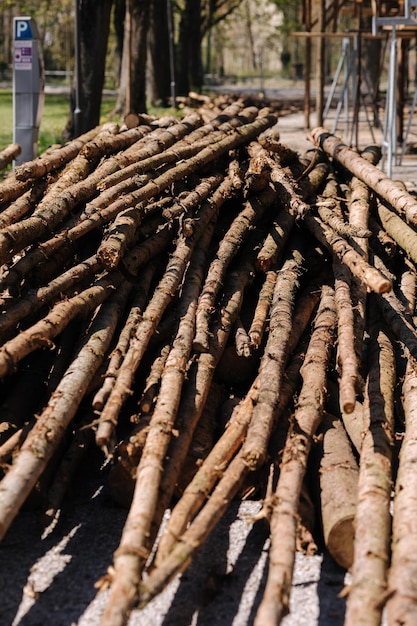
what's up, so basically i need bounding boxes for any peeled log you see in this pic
[311,127,417,226]
[319,411,359,570]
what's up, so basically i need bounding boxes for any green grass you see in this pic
[0,89,181,157]
[0,90,13,150]
[0,89,118,155]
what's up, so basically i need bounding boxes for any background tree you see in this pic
[112,0,126,90]
[270,0,302,68]
[148,0,172,106]
[2,0,387,135]
[176,0,244,95]
[67,0,113,136]
[176,0,203,95]
[113,0,150,116]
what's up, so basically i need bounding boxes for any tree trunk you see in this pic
[114,0,150,116]
[113,0,126,88]
[147,0,172,106]
[69,0,113,136]
[362,32,382,128]
[176,0,203,95]
[397,37,409,143]
[244,0,258,71]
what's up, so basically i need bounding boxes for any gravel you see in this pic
[1,471,348,626]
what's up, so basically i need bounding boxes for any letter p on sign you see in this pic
[15,19,32,40]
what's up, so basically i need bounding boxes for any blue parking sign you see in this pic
[15,18,33,41]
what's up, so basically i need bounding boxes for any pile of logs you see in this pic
[1,100,417,626]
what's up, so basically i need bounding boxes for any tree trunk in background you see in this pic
[315,0,325,126]
[113,0,126,88]
[176,0,203,95]
[72,0,113,135]
[244,0,258,71]
[304,0,312,128]
[0,9,14,78]
[397,38,409,143]
[148,0,171,106]
[362,10,382,129]
[114,0,150,116]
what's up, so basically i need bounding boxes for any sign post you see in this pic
[13,17,45,165]
[372,0,417,175]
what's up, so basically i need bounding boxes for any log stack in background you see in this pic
[0,97,417,625]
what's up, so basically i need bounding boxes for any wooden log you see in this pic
[13,124,118,181]
[311,127,417,225]
[377,200,417,265]
[0,281,133,540]
[193,182,278,352]
[319,411,359,570]
[344,302,395,626]
[304,213,392,294]
[386,358,417,623]
[241,238,318,471]
[254,283,337,625]
[0,143,21,171]
[96,175,237,445]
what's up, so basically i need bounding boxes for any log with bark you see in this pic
[0,143,21,171]
[0,111,417,626]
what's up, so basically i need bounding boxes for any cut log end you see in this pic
[326,516,355,571]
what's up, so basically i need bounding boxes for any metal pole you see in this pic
[350,32,361,148]
[323,37,348,120]
[315,0,326,126]
[382,26,397,177]
[166,0,176,108]
[73,0,82,136]
[344,39,351,137]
